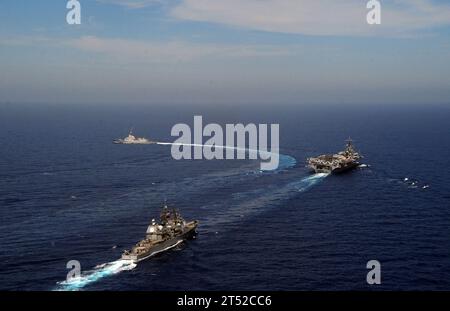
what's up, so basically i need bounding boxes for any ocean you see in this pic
[1,103,450,291]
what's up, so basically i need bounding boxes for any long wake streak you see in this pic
[290,173,329,191]
[156,142,296,171]
[200,173,329,230]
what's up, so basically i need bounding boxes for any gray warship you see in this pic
[307,139,361,174]
[122,204,198,263]
[113,129,156,145]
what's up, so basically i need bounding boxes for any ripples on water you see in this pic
[1,104,450,290]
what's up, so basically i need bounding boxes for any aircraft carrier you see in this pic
[307,139,361,174]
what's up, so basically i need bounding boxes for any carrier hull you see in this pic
[309,161,360,174]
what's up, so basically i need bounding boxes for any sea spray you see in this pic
[55,259,136,291]
[293,173,329,191]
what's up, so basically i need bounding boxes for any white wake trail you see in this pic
[200,172,330,230]
[294,173,329,190]
[54,259,136,291]
[156,142,296,171]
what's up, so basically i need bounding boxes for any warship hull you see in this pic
[113,140,156,145]
[113,130,156,145]
[122,221,198,263]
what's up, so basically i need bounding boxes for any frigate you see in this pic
[113,129,156,145]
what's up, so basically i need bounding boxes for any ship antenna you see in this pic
[346,137,354,147]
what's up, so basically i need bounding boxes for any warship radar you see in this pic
[307,139,362,174]
[122,204,198,263]
[114,129,156,145]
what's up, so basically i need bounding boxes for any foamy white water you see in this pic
[55,259,136,291]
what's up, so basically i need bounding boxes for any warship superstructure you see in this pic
[122,204,198,263]
[307,139,361,174]
[114,129,155,145]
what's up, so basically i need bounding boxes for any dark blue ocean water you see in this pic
[1,103,450,291]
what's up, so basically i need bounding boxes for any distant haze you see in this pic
[0,0,450,105]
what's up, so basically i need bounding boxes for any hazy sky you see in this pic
[1,0,450,105]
